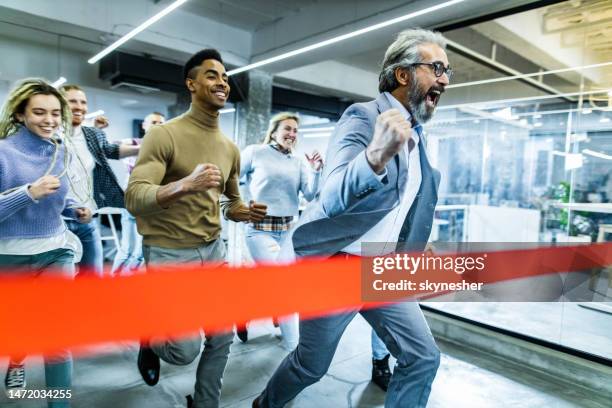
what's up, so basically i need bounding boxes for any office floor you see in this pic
[1,315,605,408]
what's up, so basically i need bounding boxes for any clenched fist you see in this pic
[365,109,414,174]
[28,175,61,200]
[182,163,222,193]
[75,207,93,224]
[94,115,109,129]
[248,200,267,223]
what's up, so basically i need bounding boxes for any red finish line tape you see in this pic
[0,243,610,356]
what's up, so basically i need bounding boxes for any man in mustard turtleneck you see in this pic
[126,49,267,408]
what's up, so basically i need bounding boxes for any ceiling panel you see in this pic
[181,0,318,31]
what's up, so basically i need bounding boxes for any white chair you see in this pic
[96,207,122,251]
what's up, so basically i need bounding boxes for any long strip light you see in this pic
[219,108,236,114]
[226,0,466,76]
[439,89,608,110]
[302,132,333,139]
[84,110,105,119]
[448,61,612,89]
[300,126,336,133]
[88,0,188,64]
[582,149,612,160]
[428,106,611,127]
[51,77,67,88]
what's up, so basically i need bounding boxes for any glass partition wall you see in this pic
[422,1,612,360]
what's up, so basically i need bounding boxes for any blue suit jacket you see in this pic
[285,93,441,259]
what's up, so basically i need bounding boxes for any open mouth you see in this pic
[425,89,442,107]
[213,89,227,100]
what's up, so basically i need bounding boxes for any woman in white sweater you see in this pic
[239,112,323,349]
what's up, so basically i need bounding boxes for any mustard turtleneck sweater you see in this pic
[126,103,245,249]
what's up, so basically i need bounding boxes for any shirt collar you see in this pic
[383,92,422,144]
[269,142,292,156]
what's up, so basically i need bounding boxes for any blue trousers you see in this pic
[258,302,440,408]
[111,209,143,275]
[66,219,103,277]
[0,248,75,408]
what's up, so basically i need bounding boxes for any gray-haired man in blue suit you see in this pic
[254,28,452,408]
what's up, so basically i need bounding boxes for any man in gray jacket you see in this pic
[254,28,451,408]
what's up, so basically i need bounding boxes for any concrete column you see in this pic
[227,70,273,265]
[234,70,273,149]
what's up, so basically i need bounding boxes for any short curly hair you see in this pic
[183,49,224,80]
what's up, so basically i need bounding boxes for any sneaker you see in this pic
[137,343,160,386]
[5,361,26,389]
[371,354,391,392]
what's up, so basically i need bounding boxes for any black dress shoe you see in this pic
[252,395,261,408]
[186,394,194,407]
[237,328,248,343]
[137,344,160,386]
[371,354,391,392]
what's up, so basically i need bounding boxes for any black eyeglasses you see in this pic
[411,61,453,80]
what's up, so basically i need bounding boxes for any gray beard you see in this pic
[408,80,435,124]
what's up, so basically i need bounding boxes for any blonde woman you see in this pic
[0,78,90,407]
[239,112,323,349]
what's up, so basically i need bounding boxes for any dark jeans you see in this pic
[0,247,75,408]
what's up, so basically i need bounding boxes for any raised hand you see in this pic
[365,109,414,174]
[28,175,61,200]
[183,163,222,193]
[305,150,323,171]
[94,115,109,129]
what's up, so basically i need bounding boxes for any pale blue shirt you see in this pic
[240,144,321,217]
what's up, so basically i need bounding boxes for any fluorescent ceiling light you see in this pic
[227,0,466,76]
[491,107,512,120]
[571,133,588,143]
[565,153,583,170]
[582,149,612,160]
[601,117,611,123]
[429,106,610,127]
[302,132,332,139]
[533,122,543,127]
[448,61,612,89]
[439,89,607,111]
[88,0,188,64]
[219,108,236,114]
[581,108,592,114]
[300,126,336,133]
[84,110,104,119]
[51,77,67,88]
